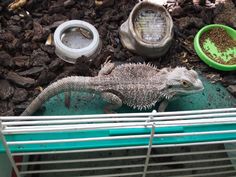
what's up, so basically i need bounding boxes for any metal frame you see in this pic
[1,108,236,177]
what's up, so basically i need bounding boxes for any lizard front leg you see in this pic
[98,61,115,76]
[158,99,169,112]
[101,92,122,113]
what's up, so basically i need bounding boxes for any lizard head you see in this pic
[165,67,204,96]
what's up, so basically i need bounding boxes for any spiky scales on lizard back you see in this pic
[21,62,204,116]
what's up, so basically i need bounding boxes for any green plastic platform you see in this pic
[0,76,236,153]
[3,124,236,153]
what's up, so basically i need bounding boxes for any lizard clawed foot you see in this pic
[103,59,110,64]
[157,99,169,112]
[103,58,112,66]
[103,107,117,114]
[104,107,123,124]
[101,92,122,114]
[98,60,115,76]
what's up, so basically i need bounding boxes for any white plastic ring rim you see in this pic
[54,20,100,59]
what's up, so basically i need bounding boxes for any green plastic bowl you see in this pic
[194,24,236,71]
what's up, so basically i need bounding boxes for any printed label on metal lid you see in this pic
[134,8,167,43]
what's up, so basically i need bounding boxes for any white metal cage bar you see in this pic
[1,108,236,177]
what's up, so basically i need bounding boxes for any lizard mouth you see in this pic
[197,87,204,91]
[177,87,204,95]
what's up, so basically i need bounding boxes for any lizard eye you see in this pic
[182,80,190,87]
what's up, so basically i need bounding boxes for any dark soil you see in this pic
[0,0,236,116]
[200,27,236,65]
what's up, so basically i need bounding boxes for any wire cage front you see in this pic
[1,108,236,177]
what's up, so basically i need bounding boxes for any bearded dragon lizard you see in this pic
[21,62,204,116]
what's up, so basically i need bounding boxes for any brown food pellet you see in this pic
[200,27,236,65]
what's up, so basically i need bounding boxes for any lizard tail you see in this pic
[21,76,92,116]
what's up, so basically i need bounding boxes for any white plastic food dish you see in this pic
[54,20,101,64]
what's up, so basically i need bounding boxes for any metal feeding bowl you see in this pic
[119,1,173,58]
[54,20,101,64]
